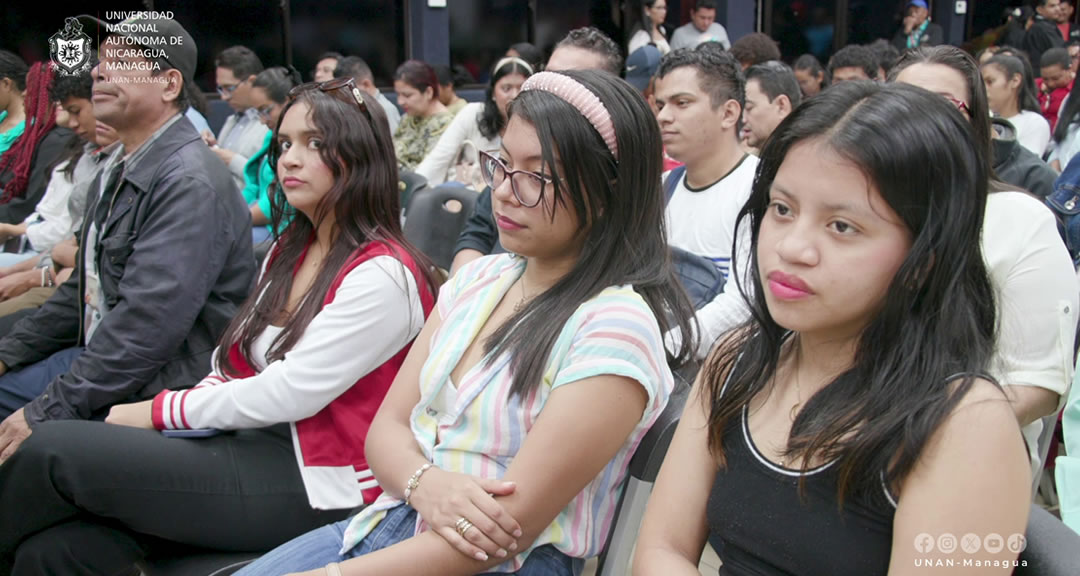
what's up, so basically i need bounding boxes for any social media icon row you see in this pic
[913,533,1026,554]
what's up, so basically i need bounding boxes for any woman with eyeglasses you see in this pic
[393,60,455,170]
[889,47,1077,479]
[232,69,697,576]
[635,81,1031,576]
[243,66,303,244]
[0,77,440,575]
[416,57,533,187]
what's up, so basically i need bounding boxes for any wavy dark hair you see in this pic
[483,70,698,397]
[702,82,997,505]
[477,58,533,140]
[253,66,304,105]
[982,54,1041,114]
[216,86,440,375]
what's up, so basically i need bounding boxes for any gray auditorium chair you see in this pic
[1012,504,1080,575]
[398,170,428,218]
[403,185,478,271]
[595,367,693,575]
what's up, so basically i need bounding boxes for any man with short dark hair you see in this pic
[334,55,401,134]
[546,26,624,75]
[827,44,878,83]
[207,45,269,191]
[313,51,342,82]
[1038,46,1075,127]
[1024,0,1066,71]
[742,61,801,149]
[0,14,254,463]
[670,0,731,51]
[654,48,755,357]
[449,27,623,273]
[729,33,781,69]
[891,0,944,51]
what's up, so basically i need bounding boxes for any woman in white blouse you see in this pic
[628,0,671,57]
[982,53,1051,156]
[416,57,533,187]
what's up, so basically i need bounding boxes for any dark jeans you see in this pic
[0,420,351,576]
[0,346,82,420]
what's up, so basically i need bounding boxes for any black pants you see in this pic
[0,420,352,576]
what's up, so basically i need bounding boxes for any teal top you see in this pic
[0,111,26,157]
[1059,364,1080,533]
[242,131,292,234]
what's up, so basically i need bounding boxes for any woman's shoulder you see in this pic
[569,285,660,337]
[984,191,1061,251]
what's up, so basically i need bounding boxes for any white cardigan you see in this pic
[415,102,499,186]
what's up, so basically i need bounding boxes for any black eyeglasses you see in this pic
[256,104,275,121]
[288,77,373,125]
[478,150,555,208]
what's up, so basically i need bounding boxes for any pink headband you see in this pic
[520,71,618,161]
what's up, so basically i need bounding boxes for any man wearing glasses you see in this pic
[206,46,269,192]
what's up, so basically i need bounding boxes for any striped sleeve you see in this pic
[151,347,227,430]
[438,254,514,319]
[551,288,668,404]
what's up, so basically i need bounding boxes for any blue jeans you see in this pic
[235,505,584,576]
[0,347,83,419]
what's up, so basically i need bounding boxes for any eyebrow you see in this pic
[499,144,543,165]
[657,91,697,102]
[772,185,873,217]
[278,129,322,139]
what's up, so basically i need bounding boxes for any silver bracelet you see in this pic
[403,462,433,506]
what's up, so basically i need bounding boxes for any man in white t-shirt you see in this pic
[670,0,731,51]
[655,47,756,358]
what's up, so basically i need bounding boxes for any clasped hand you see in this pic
[409,467,523,562]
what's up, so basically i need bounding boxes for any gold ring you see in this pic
[455,517,473,537]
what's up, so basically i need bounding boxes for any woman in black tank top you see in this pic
[634,82,1032,575]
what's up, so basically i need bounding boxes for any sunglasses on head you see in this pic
[288,77,374,125]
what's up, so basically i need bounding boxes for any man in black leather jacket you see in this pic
[993,117,1057,197]
[0,15,254,460]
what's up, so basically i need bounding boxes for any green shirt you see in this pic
[0,111,26,157]
[394,111,453,170]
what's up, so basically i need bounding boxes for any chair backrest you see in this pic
[1013,504,1080,575]
[206,98,233,137]
[595,365,694,575]
[403,185,478,271]
[399,170,428,217]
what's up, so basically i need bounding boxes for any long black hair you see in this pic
[483,69,698,397]
[477,57,533,140]
[1055,75,1080,142]
[983,54,1041,114]
[216,86,440,375]
[703,82,997,504]
[253,66,304,105]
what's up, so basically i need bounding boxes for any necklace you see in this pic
[514,275,530,313]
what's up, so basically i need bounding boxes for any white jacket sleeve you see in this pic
[25,162,76,253]
[154,256,425,430]
[416,103,482,186]
[691,217,754,359]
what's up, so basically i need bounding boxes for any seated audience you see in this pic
[451,27,624,273]
[628,0,671,57]
[655,47,755,357]
[983,53,1052,155]
[892,45,1078,477]
[231,67,696,576]
[670,0,731,51]
[393,60,454,170]
[866,38,900,81]
[634,81,1031,575]
[0,16,254,457]
[206,46,270,192]
[793,53,827,98]
[0,51,27,157]
[1024,0,1066,71]
[827,44,878,83]
[890,0,943,50]
[729,33,781,70]
[313,51,343,83]
[434,64,473,117]
[1051,77,1080,169]
[0,74,439,575]
[245,66,302,244]
[334,56,401,135]
[742,61,801,151]
[0,62,74,227]
[1038,47,1074,129]
[417,57,533,187]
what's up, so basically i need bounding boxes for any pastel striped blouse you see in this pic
[340,254,673,570]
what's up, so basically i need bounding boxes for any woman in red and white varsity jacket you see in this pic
[0,81,439,574]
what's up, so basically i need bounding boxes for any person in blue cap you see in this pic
[891,0,944,51]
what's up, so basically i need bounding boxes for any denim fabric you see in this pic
[235,505,584,576]
[0,347,82,419]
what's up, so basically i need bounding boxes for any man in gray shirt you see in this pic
[670,0,731,51]
[335,56,401,135]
